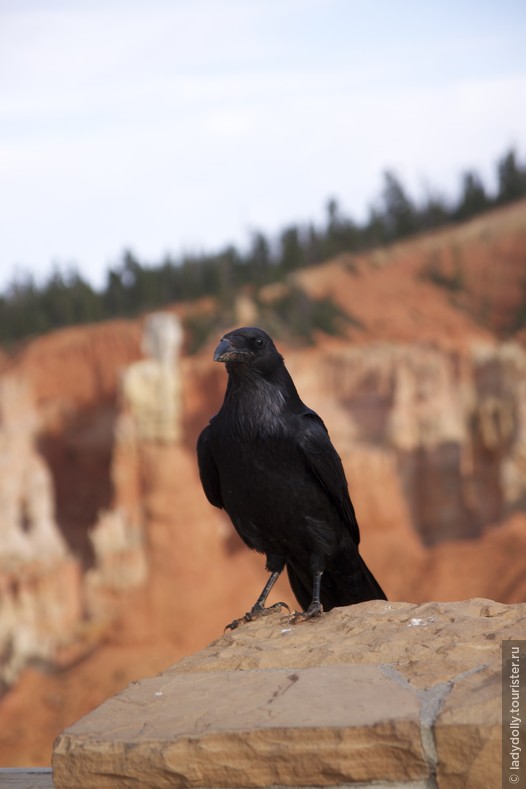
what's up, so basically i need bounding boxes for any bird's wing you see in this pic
[196,425,223,509]
[297,410,360,545]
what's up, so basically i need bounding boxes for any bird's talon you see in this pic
[224,617,245,631]
[289,603,324,624]
[224,601,290,631]
[266,601,291,615]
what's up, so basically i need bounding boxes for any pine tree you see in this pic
[497,148,526,204]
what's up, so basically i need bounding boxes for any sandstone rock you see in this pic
[121,313,183,443]
[84,509,148,622]
[288,340,526,545]
[0,373,82,687]
[0,558,82,687]
[434,664,501,789]
[413,513,526,604]
[14,320,142,421]
[53,598,526,788]
[0,375,66,562]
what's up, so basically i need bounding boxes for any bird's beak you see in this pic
[213,337,252,363]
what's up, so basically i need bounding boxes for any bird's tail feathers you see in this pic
[287,546,386,612]
[320,549,387,609]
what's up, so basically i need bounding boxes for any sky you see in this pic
[0,0,525,294]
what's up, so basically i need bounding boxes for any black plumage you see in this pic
[197,326,386,626]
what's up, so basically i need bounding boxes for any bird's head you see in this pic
[213,327,283,375]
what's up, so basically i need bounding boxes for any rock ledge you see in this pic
[52,598,526,788]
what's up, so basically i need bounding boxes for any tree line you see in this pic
[1,147,525,346]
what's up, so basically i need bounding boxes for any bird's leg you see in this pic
[290,568,324,623]
[225,560,289,630]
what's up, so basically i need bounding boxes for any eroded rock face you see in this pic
[121,313,184,443]
[0,376,66,562]
[3,316,526,697]
[0,374,81,686]
[290,341,526,545]
[0,314,286,697]
[53,598,526,789]
[2,203,526,765]
[0,319,161,689]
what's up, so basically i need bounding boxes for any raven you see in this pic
[197,326,386,627]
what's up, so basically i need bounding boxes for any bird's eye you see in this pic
[254,337,264,349]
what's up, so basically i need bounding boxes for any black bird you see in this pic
[197,327,386,627]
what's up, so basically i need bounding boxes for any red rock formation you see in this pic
[0,372,83,688]
[1,200,526,766]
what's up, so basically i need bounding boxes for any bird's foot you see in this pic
[225,601,290,631]
[289,601,324,624]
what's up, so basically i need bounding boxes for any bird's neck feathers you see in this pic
[222,360,302,434]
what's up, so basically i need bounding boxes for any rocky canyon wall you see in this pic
[2,202,526,767]
[299,340,526,545]
[0,314,282,694]
[2,313,526,695]
[0,372,81,687]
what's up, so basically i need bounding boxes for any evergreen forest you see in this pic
[1,147,526,349]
